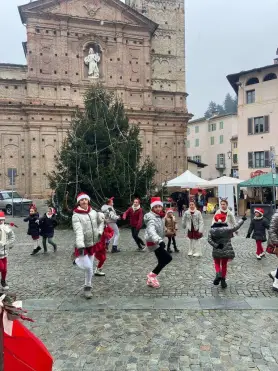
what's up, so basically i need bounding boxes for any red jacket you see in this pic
[123,207,143,230]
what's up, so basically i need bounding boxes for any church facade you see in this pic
[0,0,190,197]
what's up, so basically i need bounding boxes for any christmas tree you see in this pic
[49,85,156,216]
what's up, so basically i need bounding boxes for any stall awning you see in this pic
[239,172,278,187]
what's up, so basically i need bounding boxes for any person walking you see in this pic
[72,192,104,299]
[39,207,58,253]
[177,196,184,217]
[24,204,41,256]
[246,207,269,260]
[208,213,247,289]
[101,197,121,253]
[0,211,15,290]
[144,197,172,288]
[266,210,278,291]
[123,198,145,251]
[165,209,179,253]
[195,189,205,213]
[182,199,204,257]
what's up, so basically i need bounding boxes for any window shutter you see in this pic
[217,154,220,166]
[248,152,253,168]
[265,151,270,167]
[248,118,253,135]
[264,116,269,132]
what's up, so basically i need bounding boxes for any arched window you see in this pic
[263,73,277,82]
[246,77,259,86]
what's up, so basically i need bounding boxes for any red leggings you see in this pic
[0,258,7,281]
[214,258,228,278]
[256,240,264,256]
[95,252,106,269]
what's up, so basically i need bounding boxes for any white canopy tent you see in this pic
[196,176,244,189]
[163,170,207,188]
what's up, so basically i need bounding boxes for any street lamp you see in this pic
[227,150,232,177]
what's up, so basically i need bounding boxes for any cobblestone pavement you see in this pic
[5,211,278,370]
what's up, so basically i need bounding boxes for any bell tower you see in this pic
[126,0,186,95]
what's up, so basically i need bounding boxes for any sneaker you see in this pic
[213,272,222,286]
[269,270,277,281]
[174,248,180,253]
[146,272,160,288]
[53,245,57,253]
[95,268,105,276]
[30,246,42,256]
[111,246,121,253]
[193,252,201,257]
[188,249,193,256]
[136,247,144,252]
[84,286,93,299]
[1,280,9,290]
[256,255,262,260]
[273,278,278,292]
[167,248,173,253]
[260,252,266,258]
[221,278,227,289]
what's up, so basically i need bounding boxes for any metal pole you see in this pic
[272,174,276,212]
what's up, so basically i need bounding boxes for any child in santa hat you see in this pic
[0,211,15,290]
[123,198,145,251]
[39,207,58,253]
[72,192,105,299]
[246,208,269,260]
[24,204,41,256]
[101,197,121,253]
[144,197,172,288]
[182,199,204,257]
[208,212,247,288]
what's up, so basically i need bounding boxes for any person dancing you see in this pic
[101,197,121,253]
[123,198,145,251]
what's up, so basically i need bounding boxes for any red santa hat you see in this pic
[213,213,227,224]
[0,211,5,220]
[48,207,56,215]
[77,192,90,203]
[150,197,163,209]
[254,208,264,215]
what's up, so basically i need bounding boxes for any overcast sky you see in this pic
[1,0,277,118]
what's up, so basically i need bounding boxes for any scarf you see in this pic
[0,224,7,246]
[132,204,140,212]
[153,210,166,218]
[254,215,263,220]
[189,207,197,214]
[73,205,92,214]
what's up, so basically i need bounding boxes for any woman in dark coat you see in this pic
[208,212,246,289]
[24,204,41,255]
[39,207,58,253]
[246,207,269,260]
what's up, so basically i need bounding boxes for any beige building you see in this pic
[227,57,278,180]
[0,0,190,197]
[187,113,238,180]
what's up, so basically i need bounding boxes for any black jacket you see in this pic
[247,217,269,242]
[24,213,40,237]
[39,214,58,238]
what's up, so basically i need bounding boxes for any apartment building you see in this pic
[227,56,278,179]
[187,113,238,180]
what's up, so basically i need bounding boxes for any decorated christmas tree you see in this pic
[49,85,156,217]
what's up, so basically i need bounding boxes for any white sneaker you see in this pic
[269,270,277,281]
[193,253,201,257]
[273,278,278,292]
[188,249,193,256]
[94,268,105,276]
[256,255,261,260]
[260,252,266,258]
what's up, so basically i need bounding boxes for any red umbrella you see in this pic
[4,319,53,371]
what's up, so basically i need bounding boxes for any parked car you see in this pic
[0,191,33,215]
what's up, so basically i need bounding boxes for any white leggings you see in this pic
[75,254,95,287]
[108,223,119,246]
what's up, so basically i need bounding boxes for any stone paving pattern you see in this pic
[5,210,278,370]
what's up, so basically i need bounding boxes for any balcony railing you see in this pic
[215,163,226,170]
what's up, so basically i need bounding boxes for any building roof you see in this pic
[0,63,27,69]
[188,159,207,168]
[18,0,158,34]
[189,112,236,125]
[227,63,278,94]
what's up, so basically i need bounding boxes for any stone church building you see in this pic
[0,0,190,197]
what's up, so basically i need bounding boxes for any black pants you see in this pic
[131,227,144,248]
[178,208,183,217]
[167,236,177,249]
[153,246,172,275]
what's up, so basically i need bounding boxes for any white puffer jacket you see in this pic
[144,211,165,252]
[101,204,120,223]
[0,224,15,259]
[72,206,105,249]
[182,209,204,234]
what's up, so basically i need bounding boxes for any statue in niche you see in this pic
[84,46,101,79]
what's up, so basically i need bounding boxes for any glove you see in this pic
[242,216,247,221]
[78,248,85,256]
[246,234,250,238]
[217,243,224,249]
[159,241,166,249]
